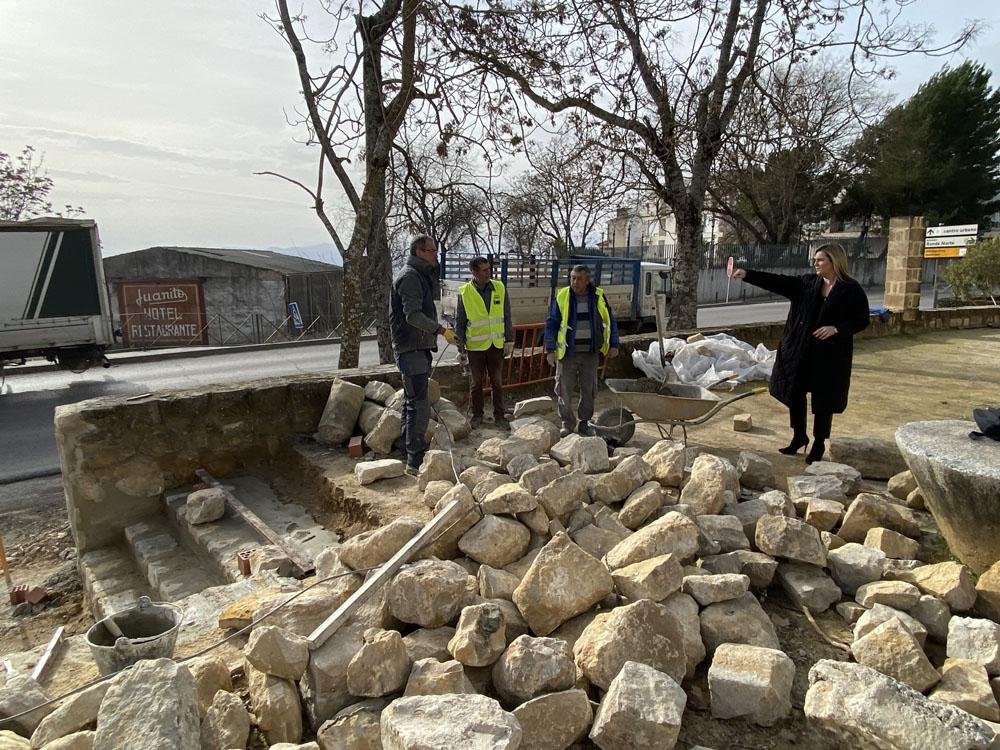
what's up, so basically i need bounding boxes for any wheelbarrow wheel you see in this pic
[592,407,636,448]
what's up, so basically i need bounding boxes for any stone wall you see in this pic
[884,216,927,321]
[55,367,415,553]
[55,304,999,554]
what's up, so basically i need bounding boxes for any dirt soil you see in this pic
[0,476,90,657]
[1,327,996,746]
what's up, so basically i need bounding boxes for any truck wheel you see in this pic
[593,407,636,448]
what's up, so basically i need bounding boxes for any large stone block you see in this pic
[317,379,365,445]
[679,454,740,515]
[589,661,686,750]
[826,542,886,595]
[94,659,200,750]
[605,511,700,569]
[930,657,1000,722]
[380,694,521,749]
[948,617,1000,676]
[491,635,576,705]
[754,514,826,567]
[512,689,592,750]
[804,659,995,749]
[776,562,841,613]
[830,436,907,479]
[851,617,939,692]
[708,643,794,726]
[512,532,613,636]
[699,592,780,654]
[901,561,977,612]
[573,599,686,689]
[838,493,920,543]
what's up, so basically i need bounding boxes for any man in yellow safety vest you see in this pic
[455,256,514,429]
[544,264,619,437]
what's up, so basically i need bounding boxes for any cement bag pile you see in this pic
[631,332,775,387]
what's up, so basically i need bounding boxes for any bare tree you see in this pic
[708,62,883,244]
[0,146,83,220]
[261,0,435,367]
[387,135,492,262]
[523,128,629,255]
[436,1,978,326]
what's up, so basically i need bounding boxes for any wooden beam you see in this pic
[30,626,64,683]
[308,497,468,650]
[195,469,314,577]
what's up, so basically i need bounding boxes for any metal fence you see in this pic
[605,237,889,269]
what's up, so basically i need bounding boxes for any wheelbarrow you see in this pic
[592,378,767,446]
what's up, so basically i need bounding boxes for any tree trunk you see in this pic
[338,247,365,368]
[369,181,395,364]
[670,206,702,329]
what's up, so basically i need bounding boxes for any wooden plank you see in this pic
[30,626,64,683]
[308,497,467,650]
[195,469,314,577]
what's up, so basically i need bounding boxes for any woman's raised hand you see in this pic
[731,269,747,280]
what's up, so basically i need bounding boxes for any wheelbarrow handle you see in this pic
[684,386,767,426]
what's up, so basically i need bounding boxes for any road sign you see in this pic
[926,224,978,238]
[925,235,976,248]
[288,302,304,329]
[923,247,968,259]
[726,256,734,278]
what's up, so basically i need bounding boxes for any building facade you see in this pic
[103,246,342,347]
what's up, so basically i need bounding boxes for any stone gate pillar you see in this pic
[884,216,927,321]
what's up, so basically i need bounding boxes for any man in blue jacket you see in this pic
[545,264,619,437]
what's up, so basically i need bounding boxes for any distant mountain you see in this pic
[266,243,343,266]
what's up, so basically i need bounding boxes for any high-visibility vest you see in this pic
[555,286,611,360]
[460,280,506,351]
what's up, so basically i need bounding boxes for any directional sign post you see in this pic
[924,224,978,307]
[925,224,978,238]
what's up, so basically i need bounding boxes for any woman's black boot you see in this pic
[805,441,826,464]
[778,435,809,455]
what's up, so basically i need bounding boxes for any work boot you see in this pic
[470,415,483,429]
[404,465,420,478]
[494,417,510,431]
[577,421,596,437]
[559,424,573,438]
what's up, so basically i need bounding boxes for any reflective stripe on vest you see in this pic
[460,280,506,351]
[555,286,611,360]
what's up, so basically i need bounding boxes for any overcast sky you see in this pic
[1,1,998,257]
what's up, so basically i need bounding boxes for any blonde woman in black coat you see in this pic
[732,243,870,463]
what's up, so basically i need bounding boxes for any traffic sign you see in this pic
[726,256,734,278]
[926,224,978,238]
[923,247,968,259]
[925,235,976,248]
[288,302,304,329]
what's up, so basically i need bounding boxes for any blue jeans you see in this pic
[396,350,432,469]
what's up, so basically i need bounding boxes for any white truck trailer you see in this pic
[1,218,115,372]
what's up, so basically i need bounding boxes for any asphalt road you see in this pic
[0,289,928,484]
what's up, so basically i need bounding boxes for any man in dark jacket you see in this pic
[390,235,456,475]
[544,265,619,437]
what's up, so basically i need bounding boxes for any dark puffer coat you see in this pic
[743,269,870,414]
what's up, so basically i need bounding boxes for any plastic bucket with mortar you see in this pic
[85,595,184,675]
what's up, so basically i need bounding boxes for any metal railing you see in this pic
[602,238,889,269]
